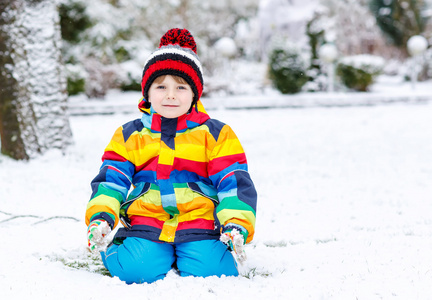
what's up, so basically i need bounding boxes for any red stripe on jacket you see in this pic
[173,157,208,177]
[177,219,215,231]
[135,156,159,172]
[102,151,128,162]
[130,215,164,228]
[209,153,247,176]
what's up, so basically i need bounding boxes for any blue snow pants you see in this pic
[100,237,238,284]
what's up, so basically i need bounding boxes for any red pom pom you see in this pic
[159,28,197,54]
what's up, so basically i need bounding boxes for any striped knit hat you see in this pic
[139,28,204,110]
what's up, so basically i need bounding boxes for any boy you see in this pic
[86,28,257,284]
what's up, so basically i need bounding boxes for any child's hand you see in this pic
[87,219,111,252]
[220,223,248,263]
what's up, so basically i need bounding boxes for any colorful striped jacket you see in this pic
[85,100,257,244]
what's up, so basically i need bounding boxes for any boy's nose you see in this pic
[167,88,176,99]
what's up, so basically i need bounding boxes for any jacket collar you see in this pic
[140,99,210,133]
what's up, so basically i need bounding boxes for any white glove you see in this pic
[220,224,248,263]
[87,219,111,252]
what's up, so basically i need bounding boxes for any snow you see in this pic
[339,54,385,74]
[1,80,432,298]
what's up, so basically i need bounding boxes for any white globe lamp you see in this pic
[407,35,428,56]
[407,35,428,90]
[319,43,338,64]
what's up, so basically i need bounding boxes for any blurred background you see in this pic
[59,0,432,98]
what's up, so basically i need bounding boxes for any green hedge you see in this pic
[336,55,384,91]
[268,46,308,94]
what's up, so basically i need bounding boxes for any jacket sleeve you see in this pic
[208,124,257,243]
[85,126,135,229]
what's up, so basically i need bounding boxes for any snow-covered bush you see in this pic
[268,44,308,94]
[303,68,328,92]
[336,54,385,91]
[65,64,87,96]
[425,48,432,79]
[400,47,432,82]
[118,60,143,92]
[304,12,327,92]
[82,58,118,98]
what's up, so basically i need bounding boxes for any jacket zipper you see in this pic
[120,183,151,228]
[187,182,219,205]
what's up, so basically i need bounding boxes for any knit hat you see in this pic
[139,28,204,111]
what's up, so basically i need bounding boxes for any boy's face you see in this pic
[148,75,194,118]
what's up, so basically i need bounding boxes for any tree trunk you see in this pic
[0,0,72,160]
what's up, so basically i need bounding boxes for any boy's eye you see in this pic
[156,85,165,89]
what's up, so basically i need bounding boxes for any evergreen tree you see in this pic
[0,0,73,160]
[370,0,430,53]
[307,12,326,71]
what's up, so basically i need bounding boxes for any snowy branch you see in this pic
[0,210,79,224]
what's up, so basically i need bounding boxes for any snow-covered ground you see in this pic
[1,86,432,299]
